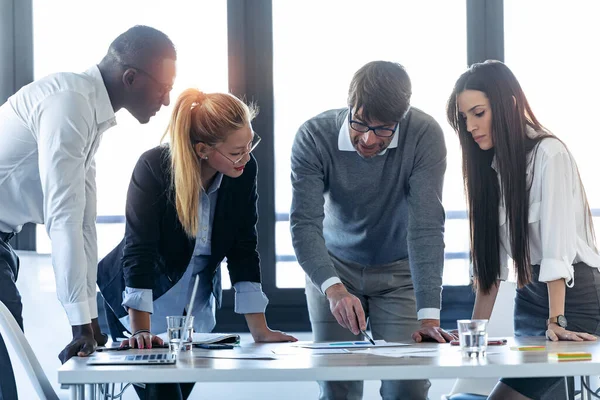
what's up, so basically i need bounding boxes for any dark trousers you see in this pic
[501,263,600,400]
[133,383,195,400]
[0,233,22,400]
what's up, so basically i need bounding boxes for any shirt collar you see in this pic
[83,65,116,126]
[206,173,224,195]
[490,126,542,172]
[338,109,399,155]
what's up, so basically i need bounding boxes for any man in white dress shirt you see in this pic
[0,25,176,399]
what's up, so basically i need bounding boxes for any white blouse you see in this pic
[494,131,600,287]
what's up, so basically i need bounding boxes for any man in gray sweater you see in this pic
[290,61,454,400]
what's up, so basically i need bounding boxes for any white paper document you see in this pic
[294,340,409,349]
[272,348,350,355]
[350,347,439,358]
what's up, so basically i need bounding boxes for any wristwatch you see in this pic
[547,315,568,328]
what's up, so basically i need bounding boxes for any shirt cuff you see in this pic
[233,282,269,314]
[539,258,575,287]
[320,277,342,294]
[122,287,154,314]
[417,308,440,320]
[89,296,98,320]
[63,301,92,326]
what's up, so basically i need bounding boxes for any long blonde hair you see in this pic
[162,89,257,237]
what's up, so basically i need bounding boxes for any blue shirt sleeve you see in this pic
[122,287,154,314]
[233,281,269,314]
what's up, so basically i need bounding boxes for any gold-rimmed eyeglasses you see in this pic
[208,133,262,165]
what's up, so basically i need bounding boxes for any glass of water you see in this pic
[166,316,195,352]
[457,319,488,358]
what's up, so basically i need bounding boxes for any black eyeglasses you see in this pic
[122,64,173,96]
[348,110,399,138]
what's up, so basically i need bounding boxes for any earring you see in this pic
[203,155,209,160]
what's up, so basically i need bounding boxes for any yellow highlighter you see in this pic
[510,346,546,351]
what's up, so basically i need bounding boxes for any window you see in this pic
[33,0,228,262]
[504,0,600,238]
[273,0,469,288]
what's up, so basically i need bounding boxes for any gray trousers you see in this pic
[305,253,430,400]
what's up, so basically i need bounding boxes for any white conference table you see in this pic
[59,337,600,400]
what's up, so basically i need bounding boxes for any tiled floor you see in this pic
[9,251,456,400]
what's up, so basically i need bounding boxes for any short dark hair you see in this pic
[347,61,411,123]
[105,25,176,70]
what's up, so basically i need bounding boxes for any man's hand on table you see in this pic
[412,319,457,343]
[58,323,97,364]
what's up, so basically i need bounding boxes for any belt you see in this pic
[0,232,15,242]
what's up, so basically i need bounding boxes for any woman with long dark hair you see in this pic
[447,60,600,399]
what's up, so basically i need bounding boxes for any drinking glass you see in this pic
[457,319,488,358]
[166,316,194,352]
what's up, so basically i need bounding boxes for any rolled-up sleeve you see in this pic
[122,287,154,314]
[233,282,269,314]
[538,151,577,286]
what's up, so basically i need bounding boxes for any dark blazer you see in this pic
[98,144,261,319]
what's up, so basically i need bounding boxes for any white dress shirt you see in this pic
[494,130,600,286]
[323,114,439,321]
[0,66,116,325]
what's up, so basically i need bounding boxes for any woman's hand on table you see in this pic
[121,330,165,349]
[546,323,597,342]
[252,328,298,343]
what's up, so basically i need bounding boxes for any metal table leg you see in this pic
[582,375,593,400]
[70,384,85,400]
[86,384,96,400]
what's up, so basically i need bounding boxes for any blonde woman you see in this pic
[98,89,296,400]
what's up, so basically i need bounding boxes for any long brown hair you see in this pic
[446,60,595,293]
[162,89,257,237]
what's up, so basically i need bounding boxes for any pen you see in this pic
[360,330,376,345]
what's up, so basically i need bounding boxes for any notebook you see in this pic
[157,332,240,345]
[87,275,201,366]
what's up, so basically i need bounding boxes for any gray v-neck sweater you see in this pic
[290,107,446,311]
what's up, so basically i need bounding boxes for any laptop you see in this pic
[87,351,177,365]
[87,275,200,366]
